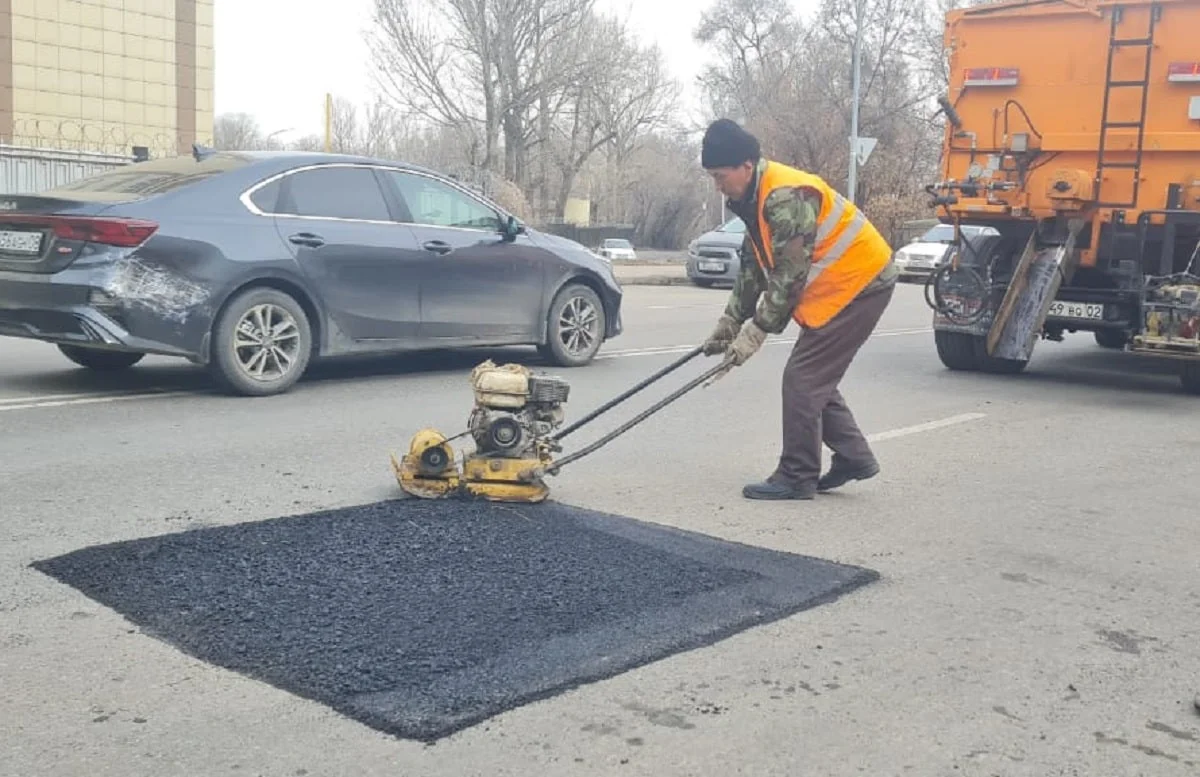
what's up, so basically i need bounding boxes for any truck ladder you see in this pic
[1095,3,1160,209]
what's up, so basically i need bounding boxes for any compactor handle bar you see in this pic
[551,345,705,442]
[542,354,728,476]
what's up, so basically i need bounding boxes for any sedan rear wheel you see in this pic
[209,287,313,396]
[539,283,605,367]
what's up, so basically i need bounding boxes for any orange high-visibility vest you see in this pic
[747,161,893,329]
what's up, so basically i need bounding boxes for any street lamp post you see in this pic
[265,128,293,149]
[848,0,863,205]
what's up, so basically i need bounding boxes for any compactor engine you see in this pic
[467,362,570,458]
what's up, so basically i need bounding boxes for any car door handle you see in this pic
[422,240,453,255]
[288,232,325,248]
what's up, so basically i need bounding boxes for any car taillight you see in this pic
[0,215,158,247]
[1168,62,1200,83]
[963,67,1019,87]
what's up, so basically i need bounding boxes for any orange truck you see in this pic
[924,0,1200,393]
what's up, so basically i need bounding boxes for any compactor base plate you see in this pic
[391,429,551,504]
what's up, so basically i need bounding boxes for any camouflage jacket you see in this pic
[723,158,897,334]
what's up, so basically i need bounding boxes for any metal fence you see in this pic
[540,221,637,249]
[0,144,133,195]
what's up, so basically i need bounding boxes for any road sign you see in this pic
[856,137,877,166]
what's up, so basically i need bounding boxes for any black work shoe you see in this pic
[742,480,816,500]
[817,457,880,492]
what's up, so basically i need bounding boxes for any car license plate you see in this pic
[1048,300,1104,320]
[0,229,43,254]
[698,261,724,272]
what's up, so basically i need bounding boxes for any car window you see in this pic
[42,152,252,201]
[918,224,995,243]
[248,179,282,213]
[384,171,503,231]
[717,218,745,233]
[920,225,956,243]
[278,166,392,222]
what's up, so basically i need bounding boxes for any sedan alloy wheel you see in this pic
[209,287,314,397]
[540,283,606,367]
[558,295,599,359]
[234,303,302,382]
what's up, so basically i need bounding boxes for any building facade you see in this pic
[0,0,214,159]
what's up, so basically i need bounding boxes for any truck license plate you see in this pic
[698,261,724,272]
[1048,301,1104,320]
[0,229,43,254]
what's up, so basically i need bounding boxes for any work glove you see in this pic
[701,313,741,356]
[726,320,768,365]
[707,321,768,385]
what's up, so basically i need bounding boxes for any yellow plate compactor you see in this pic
[391,346,726,503]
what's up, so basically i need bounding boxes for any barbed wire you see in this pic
[5,118,214,158]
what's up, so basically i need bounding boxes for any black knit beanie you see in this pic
[701,119,761,169]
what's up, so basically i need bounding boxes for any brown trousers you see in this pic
[771,282,895,488]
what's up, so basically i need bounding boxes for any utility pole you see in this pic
[848,0,863,205]
[324,93,333,153]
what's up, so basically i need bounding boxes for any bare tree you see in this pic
[545,13,677,216]
[693,0,948,238]
[213,113,265,150]
[328,97,360,154]
[694,0,807,123]
[288,134,325,152]
[368,0,597,190]
[622,129,711,248]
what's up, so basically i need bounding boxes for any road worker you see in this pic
[699,118,899,500]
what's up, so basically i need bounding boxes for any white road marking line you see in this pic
[0,389,192,412]
[0,389,166,406]
[0,328,934,412]
[598,327,930,360]
[866,412,987,443]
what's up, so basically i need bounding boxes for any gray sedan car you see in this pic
[686,217,745,287]
[0,149,623,396]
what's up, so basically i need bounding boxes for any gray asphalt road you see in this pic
[2,284,1198,776]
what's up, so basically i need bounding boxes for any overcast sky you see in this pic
[212,0,822,142]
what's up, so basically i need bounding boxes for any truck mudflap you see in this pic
[984,219,1086,362]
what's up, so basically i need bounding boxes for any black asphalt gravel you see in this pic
[31,498,879,742]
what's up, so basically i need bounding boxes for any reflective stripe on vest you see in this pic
[810,192,867,283]
[748,161,891,328]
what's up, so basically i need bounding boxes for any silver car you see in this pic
[686,217,745,287]
[596,238,637,261]
[893,223,998,281]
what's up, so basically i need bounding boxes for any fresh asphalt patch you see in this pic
[31,499,879,742]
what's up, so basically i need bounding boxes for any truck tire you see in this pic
[935,331,1028,374]
[934,330,979,371]
[1181,363,1200,396]
[975,341,1029,375]
[1094,329,1127,349]
[208,286,313,397]
[58,344,145,371]
[539,282,606,367]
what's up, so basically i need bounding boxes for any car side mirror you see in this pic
[501,215,524,241]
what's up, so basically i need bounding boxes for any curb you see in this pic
[616,275,696,287]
